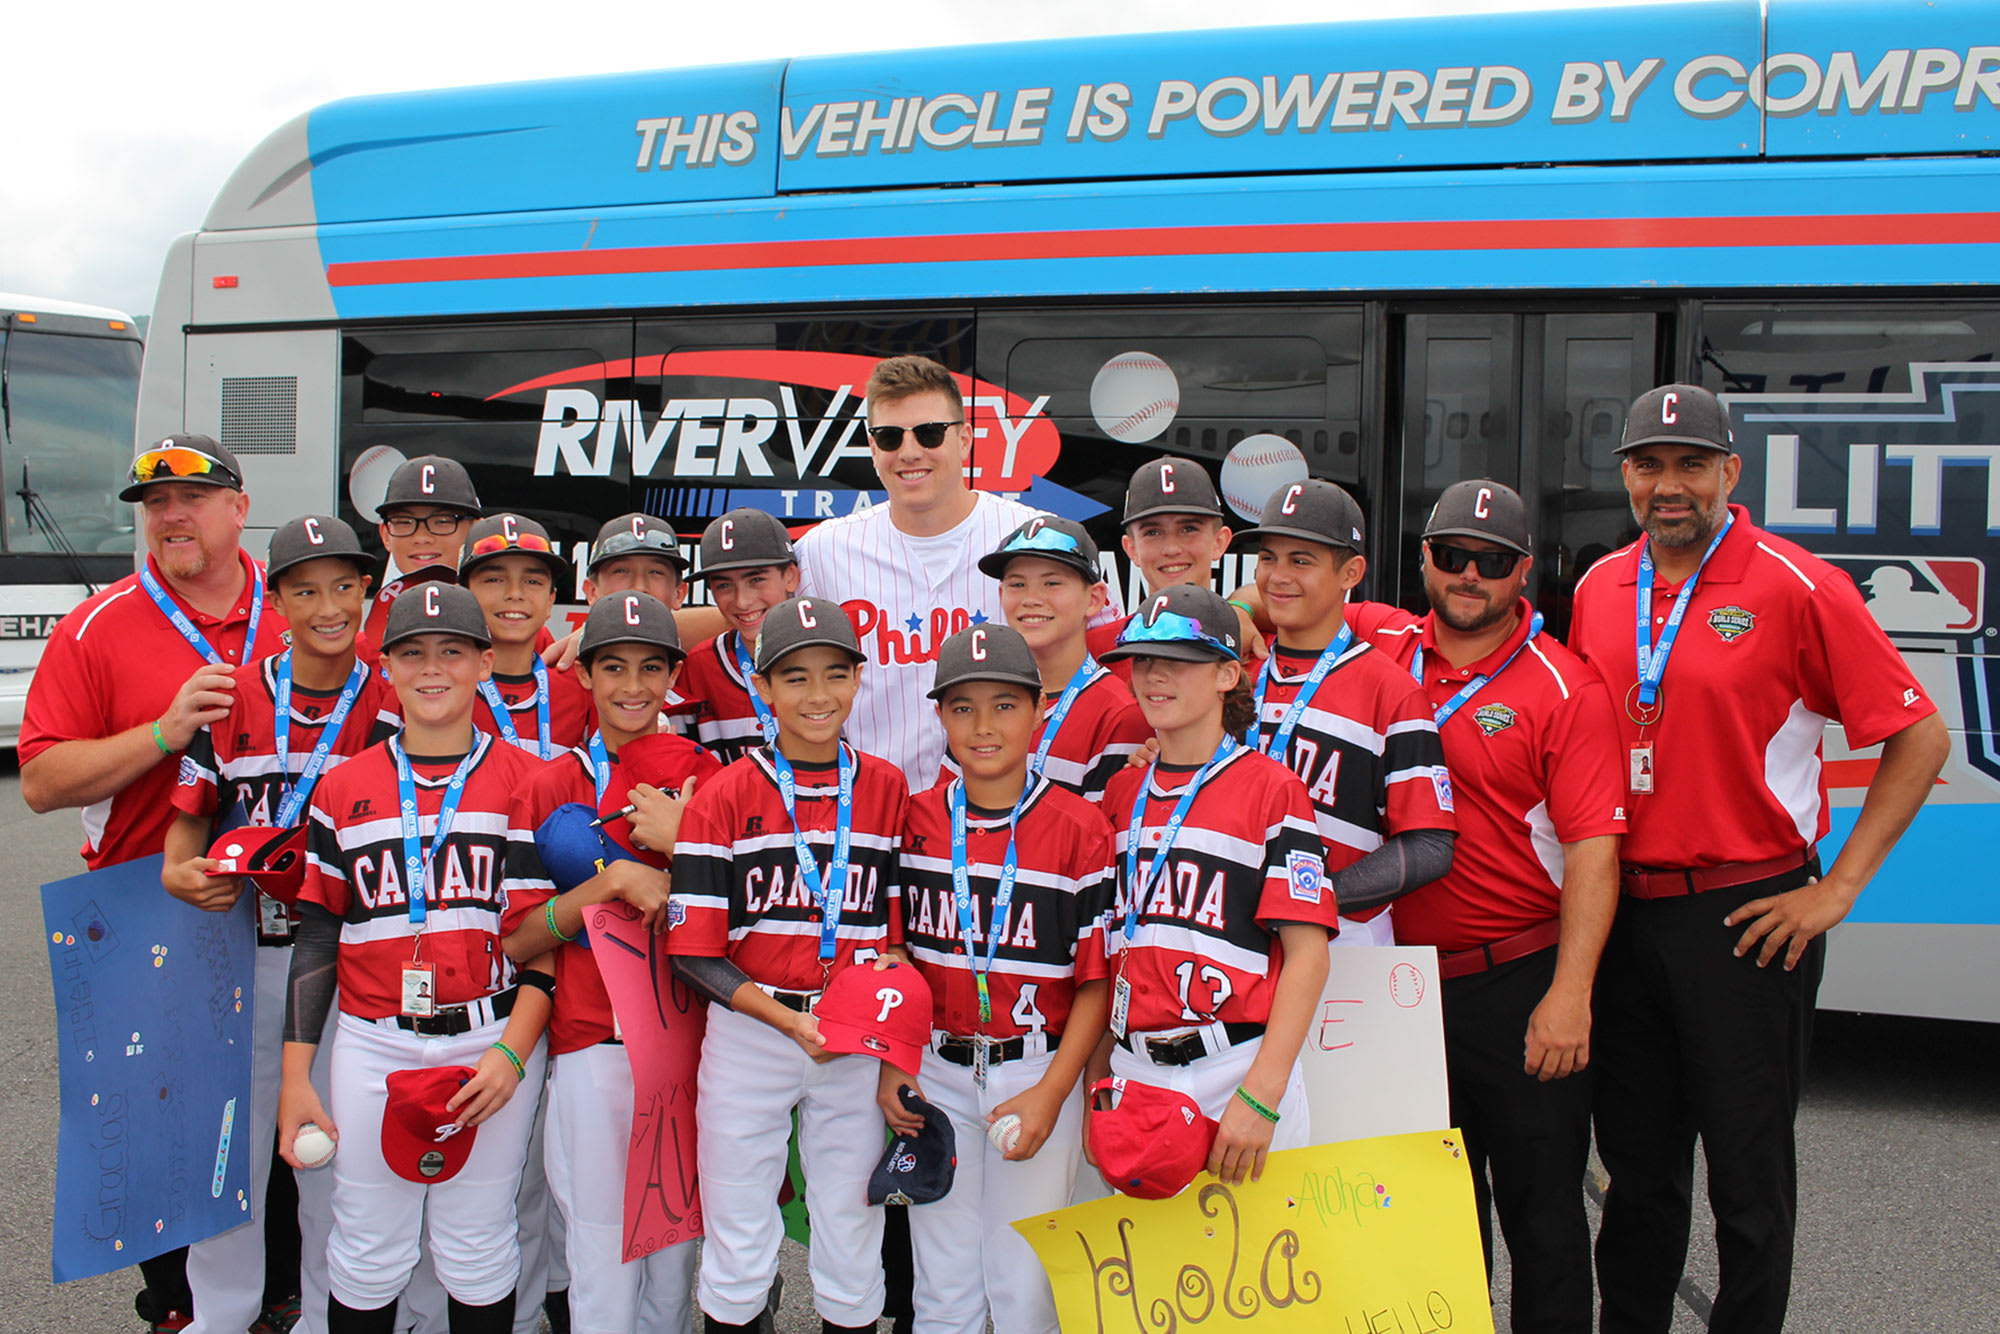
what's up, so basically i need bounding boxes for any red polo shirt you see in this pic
[1568,506,1934,870]
[1350,600,1627,952]
[22,549,291,869]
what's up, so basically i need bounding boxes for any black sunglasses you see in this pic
[383,512,470,537]
[1429,541,1524,579]
[866,420,962,451]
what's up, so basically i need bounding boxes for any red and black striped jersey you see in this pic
[173,655,400,829]
[1100,748,1335,1033]
[504,739,719,1053]
[299,735,554,1019]
[668,631,771,766]
[940,671,1153,807]
[666,744,906,992]
[470,666,594,758]
[1250,640,1457,874]
[899,777,1114,1040]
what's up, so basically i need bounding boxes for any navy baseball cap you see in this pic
[266,514,372,584]
[1618,383,1735,454]
[976,514,1101,582]
[868,1087,957,1206]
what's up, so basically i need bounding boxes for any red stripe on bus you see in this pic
[323,212,2000,288]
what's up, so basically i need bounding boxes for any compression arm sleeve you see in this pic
[1329,828,1456,916]
[284,902,341,1045]
[672,954,753,1010]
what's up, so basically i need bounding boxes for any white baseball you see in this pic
[1219,433,1310,522]
[987,1113,1023,1155]
[1090,352,1180,444]
[347,445,408,524]
[293,1123,336,1170]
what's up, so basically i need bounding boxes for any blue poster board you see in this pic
[42,855,256,1283]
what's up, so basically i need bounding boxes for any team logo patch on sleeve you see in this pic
[1707,606,1756,641]
[176,756,199,786]
[1286,850,1326,904]
[1431,766,1456,812]
[667,899,687,929]
[1472,703,1518,736]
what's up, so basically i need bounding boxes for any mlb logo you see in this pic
[1830,556,1984,636]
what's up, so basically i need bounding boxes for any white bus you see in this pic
[0,294,144,747]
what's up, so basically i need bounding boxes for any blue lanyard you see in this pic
[478,658,553,759]
[272,653,369,828]
[584,731,612,805]
[768,744,854,962]
[140,563,263,667]
[1122,737,1235,942]
[1412,612,1545,728]
[390,733,486,926]
[1248,625,1354,760]
[732,633,779,745]
[1030,657,1102,779]
[948,778,1033,1025]
[1634,515,1734,709]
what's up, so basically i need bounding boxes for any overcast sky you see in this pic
[1,0,1689,321]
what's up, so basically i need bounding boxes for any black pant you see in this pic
[1593,867,1823,1334]
[1442,944,1595,1334]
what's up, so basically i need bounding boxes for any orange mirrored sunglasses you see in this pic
[468,531,554,557]
[129,445,239,488]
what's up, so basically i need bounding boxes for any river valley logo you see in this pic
[1707,606,1755,642]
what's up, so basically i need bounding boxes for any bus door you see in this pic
[1390,310,1667,638]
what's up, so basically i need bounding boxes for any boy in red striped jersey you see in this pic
[665,597,907,1334]
[460,514,591,759]
[960,515,1150,806]
[500,590,720,1334]
[673,508,801,765]
[885,623,1114,1334]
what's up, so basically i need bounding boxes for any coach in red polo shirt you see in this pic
[1350,480,1623,1334]
[1569,386,1948,1334]
[20,433,288,1332]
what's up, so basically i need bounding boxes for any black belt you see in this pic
[1120,1021,1265,1067]
[394,986,517,1037]
[934,1034,1027,1067]
[768,988,821,1013]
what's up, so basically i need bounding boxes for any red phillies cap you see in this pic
[813,961,932,1077]
[1088,1076,1218,1200]
[381,1067,479,1184]
[206,825,308,905]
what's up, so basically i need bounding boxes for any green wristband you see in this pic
[152,720,173,755]
[491,1040,526,1080]
[1226,599,1256,616]
[544,900,576,944]
[1235,1085,1280,1123]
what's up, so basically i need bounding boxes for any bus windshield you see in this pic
[2,327,141,557]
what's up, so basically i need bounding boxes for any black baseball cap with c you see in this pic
[1100,584,1243,664]
[753,596,865,674]
[588,513,690,576]
[122,434,246,502]
[928,623,1042,699]
[1616,384,1735,454]
[688,508,796,583]
[381,583,492,649]
[1236,478,1366,554]
[459,514,570,584]
[266,514,373,585]
[578,591,686,664]
[976,515,1101,582]
[1423,480,1531,557]
[1122,457,1225,525]
[380,455,481,516]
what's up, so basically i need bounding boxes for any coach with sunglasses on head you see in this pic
[21,433,290,1332]
[1347,480,1626,1334]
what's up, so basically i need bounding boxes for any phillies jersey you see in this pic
[1570,506,1934,869]
[667,744,907,992]
[1100,748,1334,1034]
[472,665,594,758]
[671,631,771,765]
[21,550,291,870]
[300,735,553,1018]
[173,654,400,830]
[1350,600,1628,952]
[899,777,1115,1040]
[796,492,1039,786]
[1250,639,1457,873]
[940,671,1153,806]
[505,740,722,1053]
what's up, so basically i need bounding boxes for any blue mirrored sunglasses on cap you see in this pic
[1115,609,1240,659]
[998,526,1082,555]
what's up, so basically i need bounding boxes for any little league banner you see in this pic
[1016,1130,1492,1334]
[42,855,255,1282]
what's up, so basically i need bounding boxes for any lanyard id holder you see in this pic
[1629,741,1656,794]
[972,1037,990,1091]
[401,934,437,1018]
[1109,971,1131,1042]
[256,893,293,944]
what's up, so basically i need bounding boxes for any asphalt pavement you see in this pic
[2,753,1994,1333]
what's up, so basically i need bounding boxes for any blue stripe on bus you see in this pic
[1830,803,2000,926]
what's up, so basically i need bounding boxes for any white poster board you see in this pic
[1299,944,1451,1144]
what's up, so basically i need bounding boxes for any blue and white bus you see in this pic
[137,0,2000,1021]
[2,293,143,748]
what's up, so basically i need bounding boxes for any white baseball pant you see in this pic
[908,1036,1083,1334]
[1108,1030,1311,1150]
[694,1003,886,1327]
[547,1042,697,1334]
[1335,910,1396,948]
[325,1012,546,1310]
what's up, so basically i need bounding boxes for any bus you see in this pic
[136,0,1999,1022]
[1,294,143,747]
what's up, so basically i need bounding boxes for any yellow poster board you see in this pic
[1014,1129,1492,1334]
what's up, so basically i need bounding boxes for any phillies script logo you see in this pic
[492,350,1060,491]
[843,602,984,665]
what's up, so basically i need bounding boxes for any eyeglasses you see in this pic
[997,525,1082,556]
[1428,541,1524,579]
[866,420,962,451]
[1116,610,1239,660]
[469,531,555,558]
[129,445,239,489]
[383,513,470,537]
